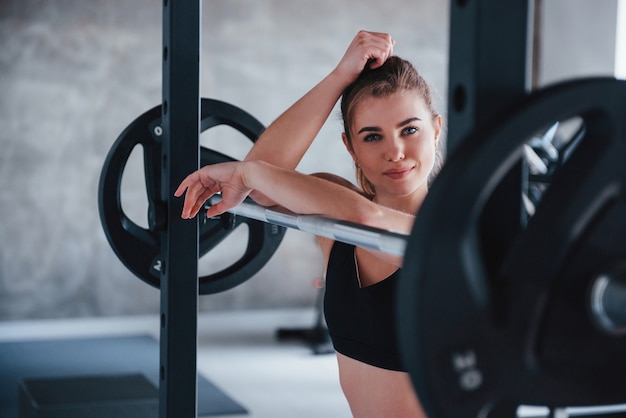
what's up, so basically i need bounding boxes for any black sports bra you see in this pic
[323,241,404,371]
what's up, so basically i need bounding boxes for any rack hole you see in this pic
[453,84,467,113]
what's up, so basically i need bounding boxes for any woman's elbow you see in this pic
[350,205,387,229]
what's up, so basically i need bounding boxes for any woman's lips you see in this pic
[384,166,414,180]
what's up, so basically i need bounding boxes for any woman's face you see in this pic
[344,91,441,203]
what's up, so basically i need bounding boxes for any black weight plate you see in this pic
[397,78,626,417]
[99,98,286,294]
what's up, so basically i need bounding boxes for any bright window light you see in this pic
[616,0,626,78]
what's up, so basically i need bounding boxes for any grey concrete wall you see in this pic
[0,0,619,320]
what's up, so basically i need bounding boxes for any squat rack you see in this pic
[158,0,531,416]
[159,1,200,417]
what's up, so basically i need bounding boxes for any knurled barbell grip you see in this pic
[207,196,408,257]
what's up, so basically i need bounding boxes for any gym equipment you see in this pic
[276,281,334,355]
[101,82,626,418]
[523,122,586,218]
[98,99,286,294]
[206,195,407,257]
[19,374,159,418]
[397,77,626,417]
[2,336,246,418]
[97,0,626,416]
[158,2,200,415]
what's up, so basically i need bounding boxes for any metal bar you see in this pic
[160,0,201,417]
[208,196,408,257]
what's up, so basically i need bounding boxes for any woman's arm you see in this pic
[244,30,395,170]
[245,31,394,206]
[175,160,411,266]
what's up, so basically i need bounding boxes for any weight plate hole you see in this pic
[121,144,149,229]
[199,224,250,275]
[453,84,467,113]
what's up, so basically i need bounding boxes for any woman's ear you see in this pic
[433,115,443,143]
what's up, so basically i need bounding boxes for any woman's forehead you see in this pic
[352,92,431,127]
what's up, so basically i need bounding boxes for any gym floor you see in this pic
[3,311,626,418]
[0,309,352,418]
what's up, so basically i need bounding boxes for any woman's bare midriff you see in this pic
[335,352,427,417]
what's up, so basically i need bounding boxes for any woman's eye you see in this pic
[403,126,419,135]
[364,134,381,142]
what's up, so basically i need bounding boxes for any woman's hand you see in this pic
[174,162,251,219]
[334,30,395,83]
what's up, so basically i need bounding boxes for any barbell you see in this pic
[99,77,626,417]
[205,196,408,257]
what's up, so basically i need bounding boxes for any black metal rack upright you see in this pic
[447,0,532,265]
[159,1,201,417]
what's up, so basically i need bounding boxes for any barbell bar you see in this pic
[207,195,408,257]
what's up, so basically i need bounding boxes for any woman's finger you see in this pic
[205,199,230,218]
[355,31,394,70]
[183,185,215,219]
[174,171,199,197]
[365,34,394,69]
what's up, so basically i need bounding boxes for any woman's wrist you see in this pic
[325,67,357,97]
[241,160,262,192]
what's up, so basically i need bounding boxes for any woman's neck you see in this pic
[373,185,428,215]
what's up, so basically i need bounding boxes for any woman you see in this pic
[176,30,442,417]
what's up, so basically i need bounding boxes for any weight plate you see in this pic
[99,99,286,294]
[398,78,626,417]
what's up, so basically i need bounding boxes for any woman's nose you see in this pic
[385,137,405,162]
